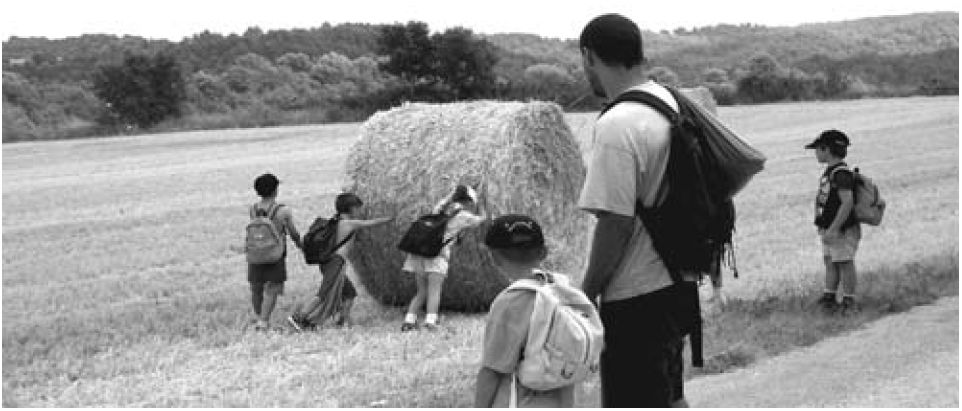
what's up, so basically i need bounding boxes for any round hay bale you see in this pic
[680,86,718,114]
[345,101,592,312]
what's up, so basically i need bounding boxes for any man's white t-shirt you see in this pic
[578,80,679,302]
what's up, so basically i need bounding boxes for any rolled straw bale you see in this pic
[344,101,592,312]
[681,86,718,114]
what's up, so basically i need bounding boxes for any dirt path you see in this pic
[686,296,959,407]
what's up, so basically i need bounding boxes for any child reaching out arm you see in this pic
[340,215,394,232]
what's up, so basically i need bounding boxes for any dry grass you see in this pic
[2,96,958,407]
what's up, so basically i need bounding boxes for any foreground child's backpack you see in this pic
[302,216,355,265]
[600,84,766,366]
[833,166,886,226]
[245,203,285,264]
[397,209,460,258]
[505,271,604,393]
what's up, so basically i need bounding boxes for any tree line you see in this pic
[3,13,958,142]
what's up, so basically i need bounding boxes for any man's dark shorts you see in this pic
[599,283,687,407]
[318,254,357,300]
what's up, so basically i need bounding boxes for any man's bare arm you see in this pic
[581,211,635,303]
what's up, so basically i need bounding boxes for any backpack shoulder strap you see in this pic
[601,89,680,125]
[505,278,545,294]
[330,223,356,254]
[828,164,855,187]
[269,203,284,220]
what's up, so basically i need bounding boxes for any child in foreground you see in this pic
[475,215,584,408]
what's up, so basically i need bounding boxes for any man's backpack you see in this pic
[302,217,355,265]
[602,86,764,280]
[600,84,765,367]
[504,271,604,392]
[245,203,285,264]
[832,166,886,226]
[397,209,460,258]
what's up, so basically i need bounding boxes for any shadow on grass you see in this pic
[691,253,958,379]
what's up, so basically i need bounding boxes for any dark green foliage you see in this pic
[93,52,186,128]
[377,21,435,81]
[431,27,499,99]
[1,13,958,141]
[376,23,499,101]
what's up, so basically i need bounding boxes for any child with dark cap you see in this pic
[474,215,576,408]
[248,173,302,331]
[806,129,861,314]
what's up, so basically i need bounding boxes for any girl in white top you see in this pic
[401,185,486,331]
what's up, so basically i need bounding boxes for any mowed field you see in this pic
[2,96,958,407]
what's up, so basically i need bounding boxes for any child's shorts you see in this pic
[819,224,861,262]
[402,253,448,277]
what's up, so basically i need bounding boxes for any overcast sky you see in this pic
[1,0,958,41]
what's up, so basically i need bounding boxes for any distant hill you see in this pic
[2,12,957,142]
[486,12,959,82]
[4,12,957,85]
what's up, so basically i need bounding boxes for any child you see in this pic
[247,173,302,331]
[400,185,486,331]
[805,129,861,314]
[474,215,576,408]
[288,193,392,331]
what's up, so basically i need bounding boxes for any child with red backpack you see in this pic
[245,173,302,331]
[475,215,603,408]
[287,193,393,331]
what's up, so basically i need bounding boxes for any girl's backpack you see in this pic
[245,203,285,264]
[504,271,604,395]
[397,208,461,258]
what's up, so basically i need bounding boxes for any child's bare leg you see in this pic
[823,255,840,294]
[424,272,445,326]
[339,298,355,327]
[405,272,428,323]
[250,281,264,317]
[838,261,857,297]
[259,282,283,326]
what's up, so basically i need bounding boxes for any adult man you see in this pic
[577,14,689,407]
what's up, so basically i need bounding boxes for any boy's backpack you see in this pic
[302,216,355,265]
[504,271,604,392]
[397,209,460,258]
[245,203,285,264]
[832,166,886,226]
[600,84,766,366]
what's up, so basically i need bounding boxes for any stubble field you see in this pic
[2,96,958,406]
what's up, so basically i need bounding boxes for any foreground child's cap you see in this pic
[805,129,850,149]
[484,214,545,250]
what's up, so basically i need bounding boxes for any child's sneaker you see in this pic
[839,296,859,315]
[287,315,305,332]
[400,322,418,332]
[816,292,838,313]
[422,322,439,332]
